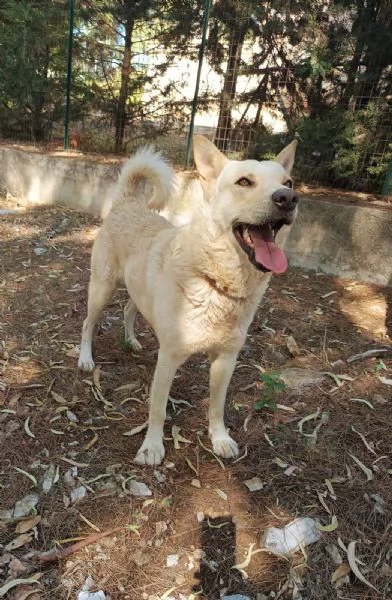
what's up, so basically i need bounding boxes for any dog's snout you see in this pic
[272,188,299,212]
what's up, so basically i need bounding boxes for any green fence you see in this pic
[0,0,391,195]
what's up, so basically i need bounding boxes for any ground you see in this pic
[0,195,391,600]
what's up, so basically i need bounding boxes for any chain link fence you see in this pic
[0,0,391,195]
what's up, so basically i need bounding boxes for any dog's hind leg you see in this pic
[123,298,142,351]
[134,347,185,466]
[208,351,240,459]
[78,277,116,372]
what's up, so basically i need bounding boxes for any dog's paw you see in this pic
[211,434,239,459]
[134,440,165,466]
[78,356,95,372]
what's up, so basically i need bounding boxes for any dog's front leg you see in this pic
[134,348,183,466]
[208,352,240,459]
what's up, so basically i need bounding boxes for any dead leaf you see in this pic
[13,467,37,487]
[316,515,338,532]
[233,542,263,575]
[214,488,227,501]
[331,563,350,585]
[297,408,321,435]
[114,381,140,392]
[347,540,378,592]
[5,533,33,551]
[123,421,148,436]
[348,453,373,481]
[286,335,300,356]
[51,390,67,404]
[23,417,35,439]
[347,348,388,363]
[186,458,198,476]
[171,425,192,449]
[0,576,41,598]
[15,515,41,534]
[351,426,377,455]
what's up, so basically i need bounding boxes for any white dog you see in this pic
[78,135,298,465]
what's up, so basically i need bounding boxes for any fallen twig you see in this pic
[38,526,124,563]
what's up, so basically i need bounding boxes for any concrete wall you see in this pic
[1,144,391,287]
[0,145,120,215]
[286,198,392,287]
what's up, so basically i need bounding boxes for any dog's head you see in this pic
[193,135,299,275]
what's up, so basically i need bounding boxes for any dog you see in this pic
[78,135,299,465]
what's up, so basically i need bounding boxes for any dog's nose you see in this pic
[272,188,299,212]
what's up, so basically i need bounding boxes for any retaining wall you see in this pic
[1,144,391,287]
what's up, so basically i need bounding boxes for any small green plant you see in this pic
[254,371,285,411]
[121,339,133,352]
[374,359,387,373]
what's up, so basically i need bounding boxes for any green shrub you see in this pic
[252,100,392,194]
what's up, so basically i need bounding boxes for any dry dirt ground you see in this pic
[0,196,391,600]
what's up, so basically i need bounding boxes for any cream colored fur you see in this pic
[78,137,298,465]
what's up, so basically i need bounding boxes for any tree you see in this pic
[0,0,72,140]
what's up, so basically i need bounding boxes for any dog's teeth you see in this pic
[243,226,252,244]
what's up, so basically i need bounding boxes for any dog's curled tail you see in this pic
[115,146,176,211]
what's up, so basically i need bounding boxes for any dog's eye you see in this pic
[236,177,253,187]
[284,179,293,188]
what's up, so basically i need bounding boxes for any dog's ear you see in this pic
[193,135,228,182]
[275,140,298,174]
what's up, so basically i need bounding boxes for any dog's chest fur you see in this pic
[170,272,271,354]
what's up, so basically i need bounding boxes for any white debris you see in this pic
[128,480,152,497]
[13,493,40,518]
[77,576,106,600]
[153,470,166,483]
[244,476,264,492]
[261,517,321,556]
[166,554,179,567]
[70,485,87,503]
[42,463,59,493]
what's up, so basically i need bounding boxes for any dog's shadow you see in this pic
[193,516,261,599]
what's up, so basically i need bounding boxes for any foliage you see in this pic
[0,0,390,188]
[254,371,285,412]
[253,100,392,192]
[0,0,71,139]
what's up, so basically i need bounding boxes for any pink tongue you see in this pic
[248,225,288,274]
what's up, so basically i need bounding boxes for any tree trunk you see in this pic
[32,43,51,141]
[340,35,365,108]
[114,12,134,153]
[214,21,247,151]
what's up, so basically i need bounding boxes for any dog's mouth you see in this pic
[233,221,288,274]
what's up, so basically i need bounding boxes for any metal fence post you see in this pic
[381,162,392,197]
[64,0,75,150]
[185,0,212,168]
